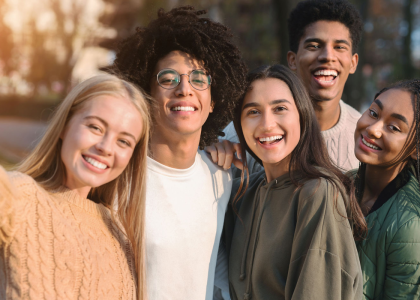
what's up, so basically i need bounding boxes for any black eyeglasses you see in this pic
[156,68,212,91]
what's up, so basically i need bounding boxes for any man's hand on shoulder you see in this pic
[205,140,243,170]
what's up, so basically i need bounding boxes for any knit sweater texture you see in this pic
[0,166,137,300]
[222,100,361,173]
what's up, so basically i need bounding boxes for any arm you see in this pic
[0,166,17,244]
[286,180,362,300]
[384,217,420,299]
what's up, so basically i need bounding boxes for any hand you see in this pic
[204,140,243,170]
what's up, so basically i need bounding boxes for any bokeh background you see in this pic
[1,0,420,166]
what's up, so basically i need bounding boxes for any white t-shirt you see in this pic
[145,150,232,300]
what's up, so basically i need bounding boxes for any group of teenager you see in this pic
[0,0,419,299]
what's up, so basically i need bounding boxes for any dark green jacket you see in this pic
[225,169,363,300]
[351,168,420,299]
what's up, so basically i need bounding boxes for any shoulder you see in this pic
[0,166,39,196]
[340,100,361,122]
[345,168,359,181]
[198,150,232,180]
[391,175,420,228]
[221,121,239,143]
[296,175,347,213]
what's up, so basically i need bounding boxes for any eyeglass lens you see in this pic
[157,69,211,90]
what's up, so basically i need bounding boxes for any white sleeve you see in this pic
[213,241,231,300]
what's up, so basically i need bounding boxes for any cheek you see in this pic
[113,149,135,171]
[241,118,256,144]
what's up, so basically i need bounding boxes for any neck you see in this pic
[64,184,91,199]
[149,127,201,169]
[361,162,406,206]
[263,156,290,183]
[312,98,341,131]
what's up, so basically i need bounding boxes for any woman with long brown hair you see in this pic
[207,64,366,300]
[0,74,151,300]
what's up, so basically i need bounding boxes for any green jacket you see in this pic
[351,168,420,299]
[225,169,363,300]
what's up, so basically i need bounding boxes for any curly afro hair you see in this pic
[288,0,363,54]
[112,6,248,149]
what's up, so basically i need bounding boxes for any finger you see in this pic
[222,140,235,169]
[233,157,244,170]
[204,145,218,163]
[232,143,242,160]
[214,143,226,168]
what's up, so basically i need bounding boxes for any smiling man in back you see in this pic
[112,6,247,300]
[222,0,362,172]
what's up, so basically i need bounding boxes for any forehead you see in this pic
[154,50,204,72]
[375,89,414,122]
[244,78,295,104]
[300,20,352,45]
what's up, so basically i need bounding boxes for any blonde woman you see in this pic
[0,74,151,300]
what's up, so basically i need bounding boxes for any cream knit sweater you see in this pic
[0,166,137,300]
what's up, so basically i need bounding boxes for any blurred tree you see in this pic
[0,3,14,75]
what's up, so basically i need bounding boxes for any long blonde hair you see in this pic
[16,74,151,300]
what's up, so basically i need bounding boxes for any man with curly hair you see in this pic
[222,0,362,173]
[112,6,247,300]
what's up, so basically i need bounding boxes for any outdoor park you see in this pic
[0,0,420,167]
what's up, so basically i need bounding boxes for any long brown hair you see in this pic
[16,74,151,300]
[233,64,367,240]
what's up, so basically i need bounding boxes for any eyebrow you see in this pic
[84,116,138,142]
[373,99,383,110]
[373,99,409,125]
[242,99,292,110]
[303,38,351,47]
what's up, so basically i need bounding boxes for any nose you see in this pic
[318,44,336,62]
[365,120,382,139]
[175,74,193,97]
[260,110,277,131]
[95,134,113,156]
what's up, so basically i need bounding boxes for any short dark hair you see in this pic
[288,0,363,54]
[112,6,247,148]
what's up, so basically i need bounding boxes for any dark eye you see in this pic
[119,139,131,147]
[307,44,320,49]
[247,109,259,115]
[369,109,378,118]
[89,124,102,132]
[389,125,401,132]
[274,106,286,112]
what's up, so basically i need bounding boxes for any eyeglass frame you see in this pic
[155,68,212,91]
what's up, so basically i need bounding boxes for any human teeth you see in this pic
[362,137,379,150]
[314,70,338,76]
[171,106,195,111]
[259,135,283,142]
[84,156,107,169]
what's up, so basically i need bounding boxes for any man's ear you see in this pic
[287,51,297,71]
[209,101,214,113]
[349,53,359,74]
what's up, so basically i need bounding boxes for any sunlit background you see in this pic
[1,0,420,167]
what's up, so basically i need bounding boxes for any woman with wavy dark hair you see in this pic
[207,64,366,300]
[351,79,420,299]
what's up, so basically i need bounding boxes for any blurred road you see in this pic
[0,117,47,163]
